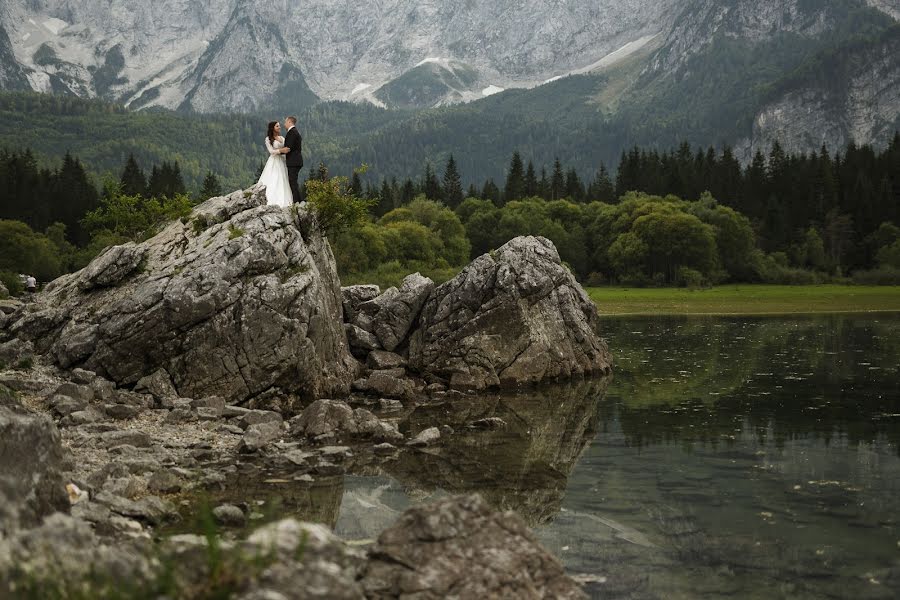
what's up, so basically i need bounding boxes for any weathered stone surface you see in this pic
[361,494,586,599]
[242,519,366,599]
[341,284,380,323]
[291,399,355,438]
[100,430,152,448]
[409,236,612,390]
[213,504,246,527]
[2,186,356,405]
[360,370,413,399]
[0,385,69,531]
[134,368,178,402]
[240,421,283,452]
[0,338,33,367]
[78,242,146,291]
[345,323,381,353]
[290,400,403,443]
[0,280,7,299]
[354,273,434,352]
[366,350,406,370]
[407,426,440,447]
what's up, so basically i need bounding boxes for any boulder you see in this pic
[341,284,380,323]
[2,186,356,405]
[134,369,178,402]
[366,350,405,370]
[354,273,433,352]
[409,236,612,390]
[360,494,586,599]
[0,385,69,531]
[344,323,381,354]
[290,400,402,443]
[406,426,440,447]
[240,421,284,452]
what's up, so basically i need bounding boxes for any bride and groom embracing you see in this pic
[258,116,304,207]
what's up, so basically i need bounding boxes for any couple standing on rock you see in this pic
[257,116,304,207]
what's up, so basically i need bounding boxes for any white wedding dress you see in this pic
[258,136,293,207]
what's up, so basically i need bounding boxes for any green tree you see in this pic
[120,154,147,197]
[442,154,464,209]
[504,151,526,203]
[198,171,222,199]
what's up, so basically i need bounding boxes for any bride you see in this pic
[257,121,293,207]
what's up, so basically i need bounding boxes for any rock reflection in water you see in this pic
[376,377,611,526]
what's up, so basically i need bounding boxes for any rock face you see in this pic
[0,385,69,531]
[1,186,355,405]
[360,494,586,599]
[409,236,612,390]
[353,273,434,352]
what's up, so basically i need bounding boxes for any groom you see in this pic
[283,116,304,203]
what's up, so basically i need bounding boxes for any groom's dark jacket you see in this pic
[284,126,304,169]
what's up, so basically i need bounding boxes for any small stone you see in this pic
[367,350,406,370]
[240,420,283,452]
[164,408,196,423]
[319,446,352,461]
[407,427,440,447]
[212,504,246,527]
[105,404,142,420]
[101,430,152,448]
[239,410,283,430]
[70,368,97,385]
[195,406,223,420]
[191,396,226,410]
[50,394,87,417]
[373,443,397,455]
[378,398,403,412]
[470,417,507,430]
[54,382,95,402]
[148,469,184,494]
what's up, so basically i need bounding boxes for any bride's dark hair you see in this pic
[266,121,277,143]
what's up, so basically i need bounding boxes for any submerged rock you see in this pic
[2,186,356,405]
[409,236,612,390]
[360,494,586,599]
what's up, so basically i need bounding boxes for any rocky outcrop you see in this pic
[0,385,69,532]
[408,236,612,390]
[1,186,356,405]
[352,274,434,353]
[360,494,587,599]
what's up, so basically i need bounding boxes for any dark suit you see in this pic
[284,125,304,203]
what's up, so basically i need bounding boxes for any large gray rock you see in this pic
[360,494,586,599]
[354,273,434,352]
[409,236,612,390]
[2,186,356,405]
[290,399,402,443]
[0,385,69,532]
[341,284,380,323]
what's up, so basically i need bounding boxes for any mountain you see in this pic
[0,0,897,185]
[0,0,679,112]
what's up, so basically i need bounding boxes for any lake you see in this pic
[210,315,900,599]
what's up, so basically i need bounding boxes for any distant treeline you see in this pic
[358,134,900,275]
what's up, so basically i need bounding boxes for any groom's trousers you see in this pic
[288,166,302,203]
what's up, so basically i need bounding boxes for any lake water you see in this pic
[211,315,900,599]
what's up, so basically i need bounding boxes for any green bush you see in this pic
[0,271,22,297]
[677,266,706,289]
[852,266,900,285]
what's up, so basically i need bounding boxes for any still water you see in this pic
[219,315,900,598]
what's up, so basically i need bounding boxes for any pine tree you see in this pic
[199,171,222,199]
[442,154,464,208]
[376,179,394,216]
[524,161,538,197]
[538,168,550,200]
[550,158,565,201]
[120,154,147,197]
[565,168,584,202]
[400,178,416,205]
[590,163,615,203]
[466,183,479,200]
[482,179,501,207]
[504,151,526,202]
[422,162,442,201]
[349,171,363,196]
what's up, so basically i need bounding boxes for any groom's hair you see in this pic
[286,116,297,126]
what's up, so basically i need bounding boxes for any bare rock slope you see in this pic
[2,186,356,405]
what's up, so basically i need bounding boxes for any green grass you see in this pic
[587,285,900,316]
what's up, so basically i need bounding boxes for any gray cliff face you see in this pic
[2,186,356,406]
[736,31,900,160]
[1,0,678,111]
